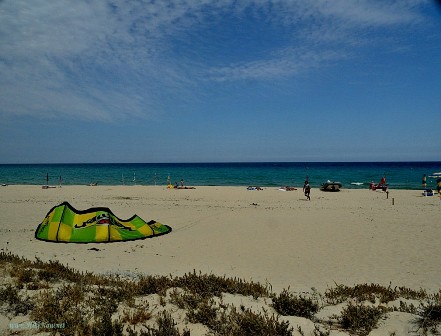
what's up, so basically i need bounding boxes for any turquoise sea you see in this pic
[0,162,440,190]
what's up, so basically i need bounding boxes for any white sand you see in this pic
[1,185,440,293]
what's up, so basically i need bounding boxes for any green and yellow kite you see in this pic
[35,202,171,243]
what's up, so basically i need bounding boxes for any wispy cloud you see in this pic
[207,48,344,82]
[204,0,428,82]
[312,0,424,26]
[0,0,429,121]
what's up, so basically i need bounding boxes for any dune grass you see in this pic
[1,251,440,335]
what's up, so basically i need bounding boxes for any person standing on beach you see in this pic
[303,176,308,190]
[422,174,427,188]
[303,182,311,200]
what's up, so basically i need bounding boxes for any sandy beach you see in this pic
[1,185,440,294]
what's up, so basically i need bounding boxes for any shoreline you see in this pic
[1,160,440,191]
[1,183,436,190]
[1,185,440,294]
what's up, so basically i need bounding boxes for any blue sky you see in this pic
[0,0,440,163]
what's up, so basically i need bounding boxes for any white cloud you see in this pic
[0,0,430,120]
[1,1,111,57]
[202,0,428,82]
[207,48,344,82]
[312,0,423,26]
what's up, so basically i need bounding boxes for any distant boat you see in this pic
[320,181,342,191]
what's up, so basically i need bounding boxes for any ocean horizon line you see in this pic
[1,160,441,165]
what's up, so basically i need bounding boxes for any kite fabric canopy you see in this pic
[35,202,171,243]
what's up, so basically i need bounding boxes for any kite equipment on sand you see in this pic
[35,202,171,243]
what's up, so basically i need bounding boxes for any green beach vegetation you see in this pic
[1,252,440,335]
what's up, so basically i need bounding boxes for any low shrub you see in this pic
[31,284,90,334]
[170,289,206,310]
[338,304,385,336]
[271,288,319,318]
[10,267,35,286]
[91,315,123,336]
[141,311,190,336]
[186,297,219,330]
[325,283,428,305]
[136,275,171,296]
[0,283,34,315]
[417,301,441,333]
[122,301,152,325]
[325,283,394,304]
[227,306,293,336]
[173,270,269,299]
